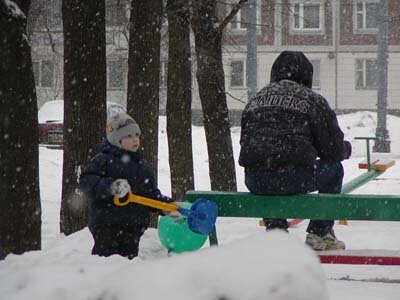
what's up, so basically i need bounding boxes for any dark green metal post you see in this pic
[208,227,218,246]
[355,137,378,171]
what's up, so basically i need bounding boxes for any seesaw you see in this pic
[185,137,400,264]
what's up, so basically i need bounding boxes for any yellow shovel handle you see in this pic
[113,190,179,212]
[113,196,130,206]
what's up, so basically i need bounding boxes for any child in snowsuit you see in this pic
[80,113,173,259]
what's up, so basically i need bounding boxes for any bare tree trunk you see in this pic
[61,0,107,235]
[166,0,194,200]
[127,0,162,226]
[374,0,390,152]
[0,0,41,259]
[191,0,247,191]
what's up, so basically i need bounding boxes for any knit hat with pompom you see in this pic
[106,113,141,147]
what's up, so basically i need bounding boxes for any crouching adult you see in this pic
[239,51,352,251]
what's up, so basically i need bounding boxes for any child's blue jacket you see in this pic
[80,141,172,228]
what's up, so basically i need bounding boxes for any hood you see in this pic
[270,51,313,88]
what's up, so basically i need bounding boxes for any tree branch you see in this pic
[225,91,246,104]
[13,0,30,16]
[218,0,248,32]
[0,0,26,18]
[44,24,61,55]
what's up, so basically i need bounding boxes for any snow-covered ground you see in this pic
[1,111,400,299]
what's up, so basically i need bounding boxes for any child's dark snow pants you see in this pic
[90,224,145,260]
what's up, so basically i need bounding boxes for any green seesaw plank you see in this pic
[186,191,400,221]
[341,170,384,194]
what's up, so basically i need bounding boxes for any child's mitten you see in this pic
[110,179,131,198]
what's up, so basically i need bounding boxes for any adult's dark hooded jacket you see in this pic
[80,141,172,229]
[239,51,350,170]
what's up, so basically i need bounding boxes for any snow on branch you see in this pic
[0,0,26,19]
[218,0,248,32]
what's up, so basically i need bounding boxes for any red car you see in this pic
[38,100,125,148]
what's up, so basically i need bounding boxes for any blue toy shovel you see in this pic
[113,191,217,235]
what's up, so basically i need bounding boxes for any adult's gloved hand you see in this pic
[167,211,184,220]
[343,140,352,159]
[166,202,184,220]
[110,179,131,198]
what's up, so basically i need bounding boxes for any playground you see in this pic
[0,112,400,299]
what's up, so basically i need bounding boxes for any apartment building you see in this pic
[30,0,131,108]
[31,0,400,119]
[221,0,400,117]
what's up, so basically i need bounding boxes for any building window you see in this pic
[160,61,168,88]
[231,5,249,30]
[355,0,379,30]
[106,0,127,26]
[355,59,378,89]
[49,0,62,27]
[229,1,261,32]
[292,1,322,30]
[33,60,54,88]
[310,60,320,89]
[41,61,54,88]
[230,60,245,88]
[33,62,39,87]
[108,60,125,89]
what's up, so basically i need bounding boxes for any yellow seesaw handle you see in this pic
[113,190,179,212]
